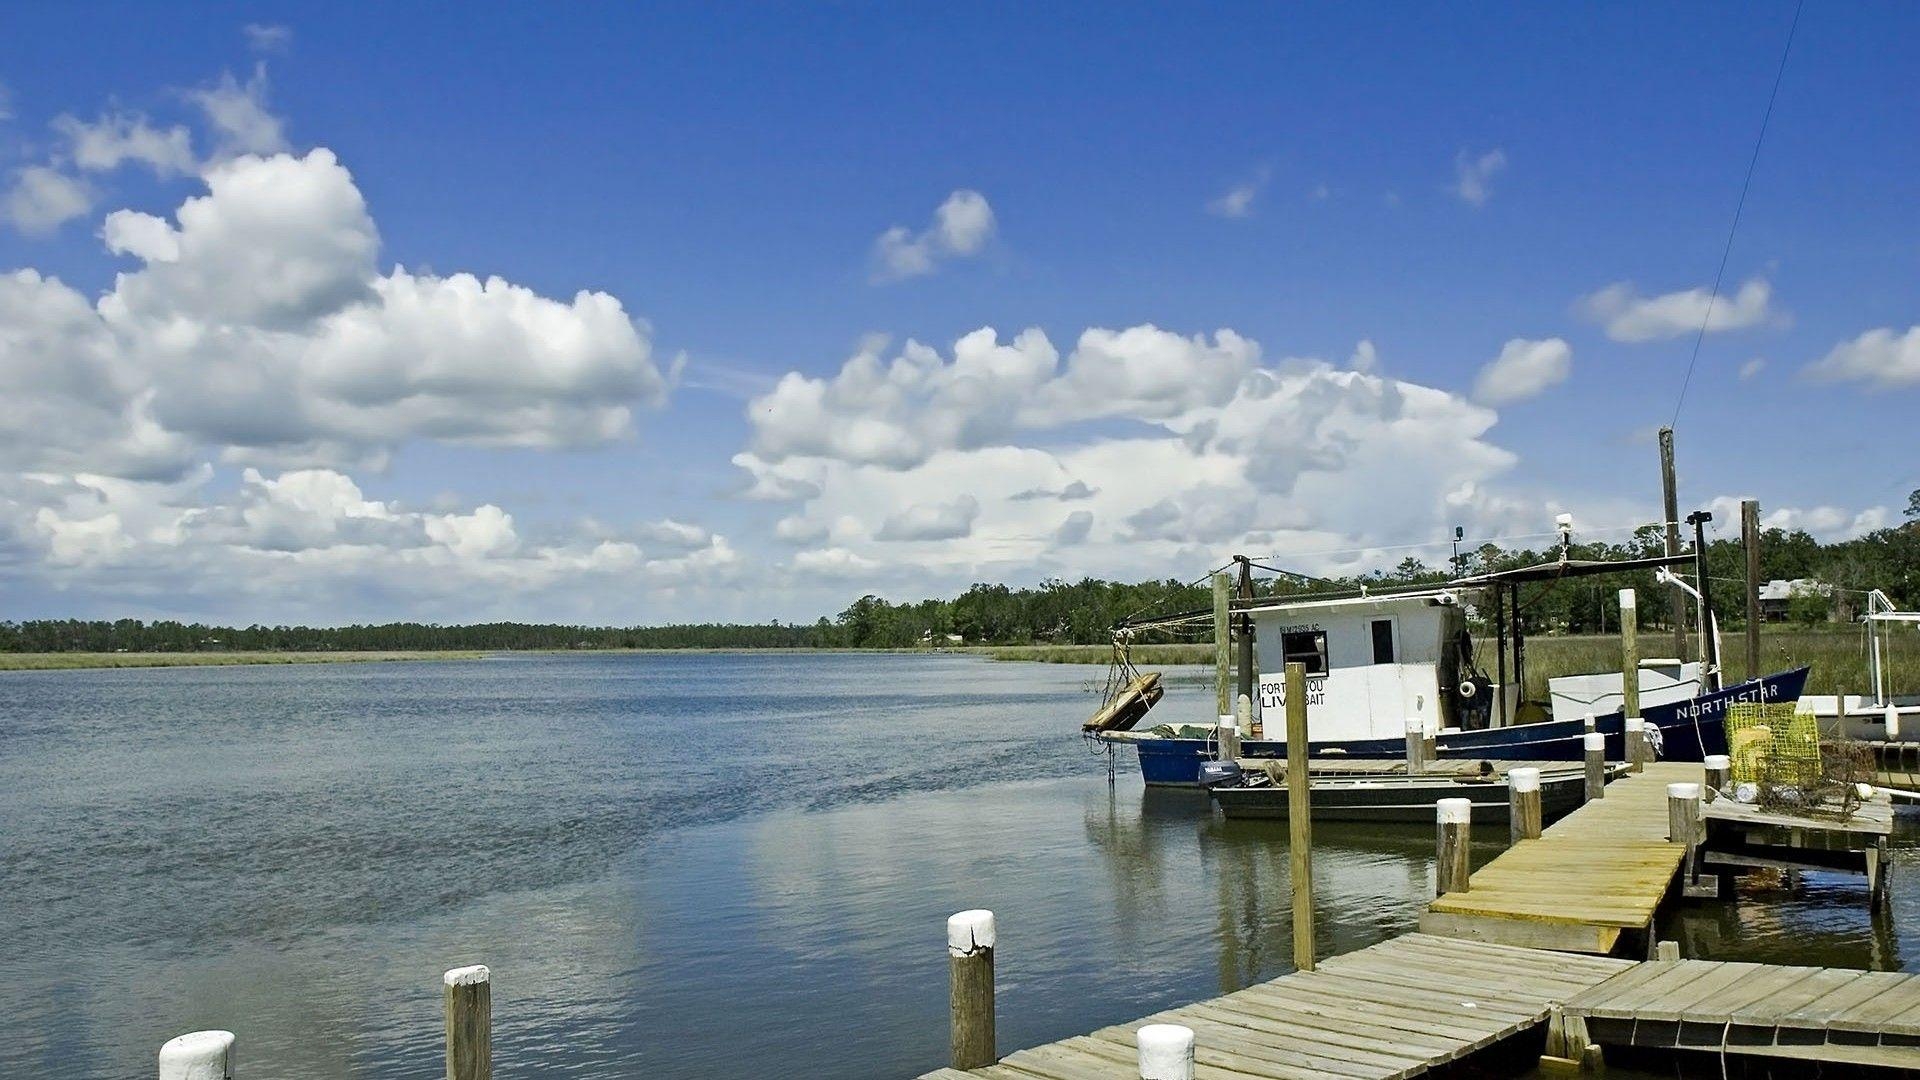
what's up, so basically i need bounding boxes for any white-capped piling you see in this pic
[1509,766,1542,843]
[1669,782,1702,889]
[1703,754,1731,802]
[444,965,491,1080]
[1436,797,1471,897]
[1137,1024,1195,1080]
[1620,589,1641,738]
[1584,731,1606,802]
[1216,713,1239,762]
[948,909,996,1069]
[158,1030,234,1080]
[1625,716,1650,773]
[1404,717,1427,775]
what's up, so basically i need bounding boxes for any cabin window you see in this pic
[1370,619,1396,664]
[1281,629,1329,675]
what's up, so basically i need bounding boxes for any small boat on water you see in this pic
[1208,762,1592,823]
[1089,528,1811,787]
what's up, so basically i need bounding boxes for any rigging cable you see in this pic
[1669,0,1805,427]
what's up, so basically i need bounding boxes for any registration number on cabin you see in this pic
[1258,672,1324,710]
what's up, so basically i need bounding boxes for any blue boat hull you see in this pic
[1126,667,1809,787]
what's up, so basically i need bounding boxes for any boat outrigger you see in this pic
[1088,518,1811,787]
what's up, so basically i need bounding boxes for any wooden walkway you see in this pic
[1418,760,1699,955]
[1561,959,1920,1069]
[918,934,1631,1080]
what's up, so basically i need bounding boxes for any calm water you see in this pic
[2,653,1916,1078]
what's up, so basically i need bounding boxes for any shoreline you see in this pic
[0,650,487,671]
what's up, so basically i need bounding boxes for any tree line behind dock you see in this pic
[5,516,1916,654]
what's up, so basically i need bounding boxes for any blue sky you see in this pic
[0,4,1914,625]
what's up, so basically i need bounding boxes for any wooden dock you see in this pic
[1559,959,1920,1070]
[918,934,1631,1080]
[1418,760,1700,955]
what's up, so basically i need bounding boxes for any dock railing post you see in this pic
[1668,783,1702,887]
[1137,1024,1195,1080]
[1436,797,1471,897]
[444,965,491,1080]
[948,909,996,1070]
[1703,754,1730,803]
[1285,661,1315,972]
[159,1031,234,1080]
[1509,767,1542,844]
[1404,718,1426,775]
[1625,717,1649,773]
[1584,732,1605,802]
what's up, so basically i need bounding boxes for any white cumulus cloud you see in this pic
[1474,337,1572,406]
[1805,326,1920,390]
[871,189,995,282]
[1579,277,1780,343]
[1451,148,1507,207]
[3,165,91,234]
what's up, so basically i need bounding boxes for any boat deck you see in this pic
[1417,761,1699,955]
[917,934,1632,1080]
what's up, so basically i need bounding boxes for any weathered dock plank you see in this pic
[917,934,1632,1078]
[1417,760,1701,954]
[1562,959,1920,1068]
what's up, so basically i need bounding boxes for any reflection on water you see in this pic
[2,654,1918,1078]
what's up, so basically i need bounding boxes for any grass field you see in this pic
[0,650,484,671]
[984,628,1918,698]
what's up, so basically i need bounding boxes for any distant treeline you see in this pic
[6,515,1916,654]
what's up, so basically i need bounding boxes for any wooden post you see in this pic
[1235,557,1258,737]
[1703,753,1730,803]
[1137,1024,1195,1080]
[1217,710,1240,762]
[1285,661,1314,972]
[1213,572,1231,720]
[1436,797,1471,896]
[159,1031,234,1080]
[1509,766,1542,844]
[1584,732,1605,802]
[1660,427,1687,660]
[1668,782,1702,888]
[444,965,491,1080]
[1742,500,1761,682]
[948,909,996,1069]
[1625,717,1649,773]
[1619,588,1640,725]
[1656,940,1681,962]
[1404,718,1427,775]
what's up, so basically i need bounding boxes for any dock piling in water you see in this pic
[1625,717,1648,774]
[1436,797,1471,896]
[158,1030,234,1080]
[1703,753,1730,802]
[1510,766,1543,843]
[1584,732,1605,801]
[1135,1024,1194,1080]
[947,909,996,1070]
[1619,589,1640,737]
[443,965,491,1080]
[1404,717,1426,775]
[1284,662,1315,972]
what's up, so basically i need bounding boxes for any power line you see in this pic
[1670,0,1805,427]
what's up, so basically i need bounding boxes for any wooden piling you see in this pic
[1625,717,1649,773]
[1285,661,1314,972]
[1659,428,1687,676]
[948,909,996,1070]
[443,965,491,1080]
[1218,697,1242,762]
[1436,797,1471,897]
[1619,588,1640,729]
[1136,1023,1195,1080]
[1742,500,1761,680]
[1584,732,1605,802]
[1212,572,1231,720]
[1404,718,1427,775]
[1509,766,1542,844]
[158,1031,234,1080]
[1703,753,1730,803]
[1656,940,1681,962]
[1668,782,1701,891]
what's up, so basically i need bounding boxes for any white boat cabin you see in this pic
[1249,590,1467,744]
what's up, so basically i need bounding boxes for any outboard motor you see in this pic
[1198,759,1243,788]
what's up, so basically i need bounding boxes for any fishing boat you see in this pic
[1208,762,1592,823]
[1089,525,1811,786]
[1801,589,1920,741]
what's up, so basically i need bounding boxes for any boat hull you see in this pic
[1210,771,1589,823]
[1124,667,1809,787]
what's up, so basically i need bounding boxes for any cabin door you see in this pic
[1362,616,1409,738]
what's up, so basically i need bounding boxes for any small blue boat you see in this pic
[1119,666,1809,786]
